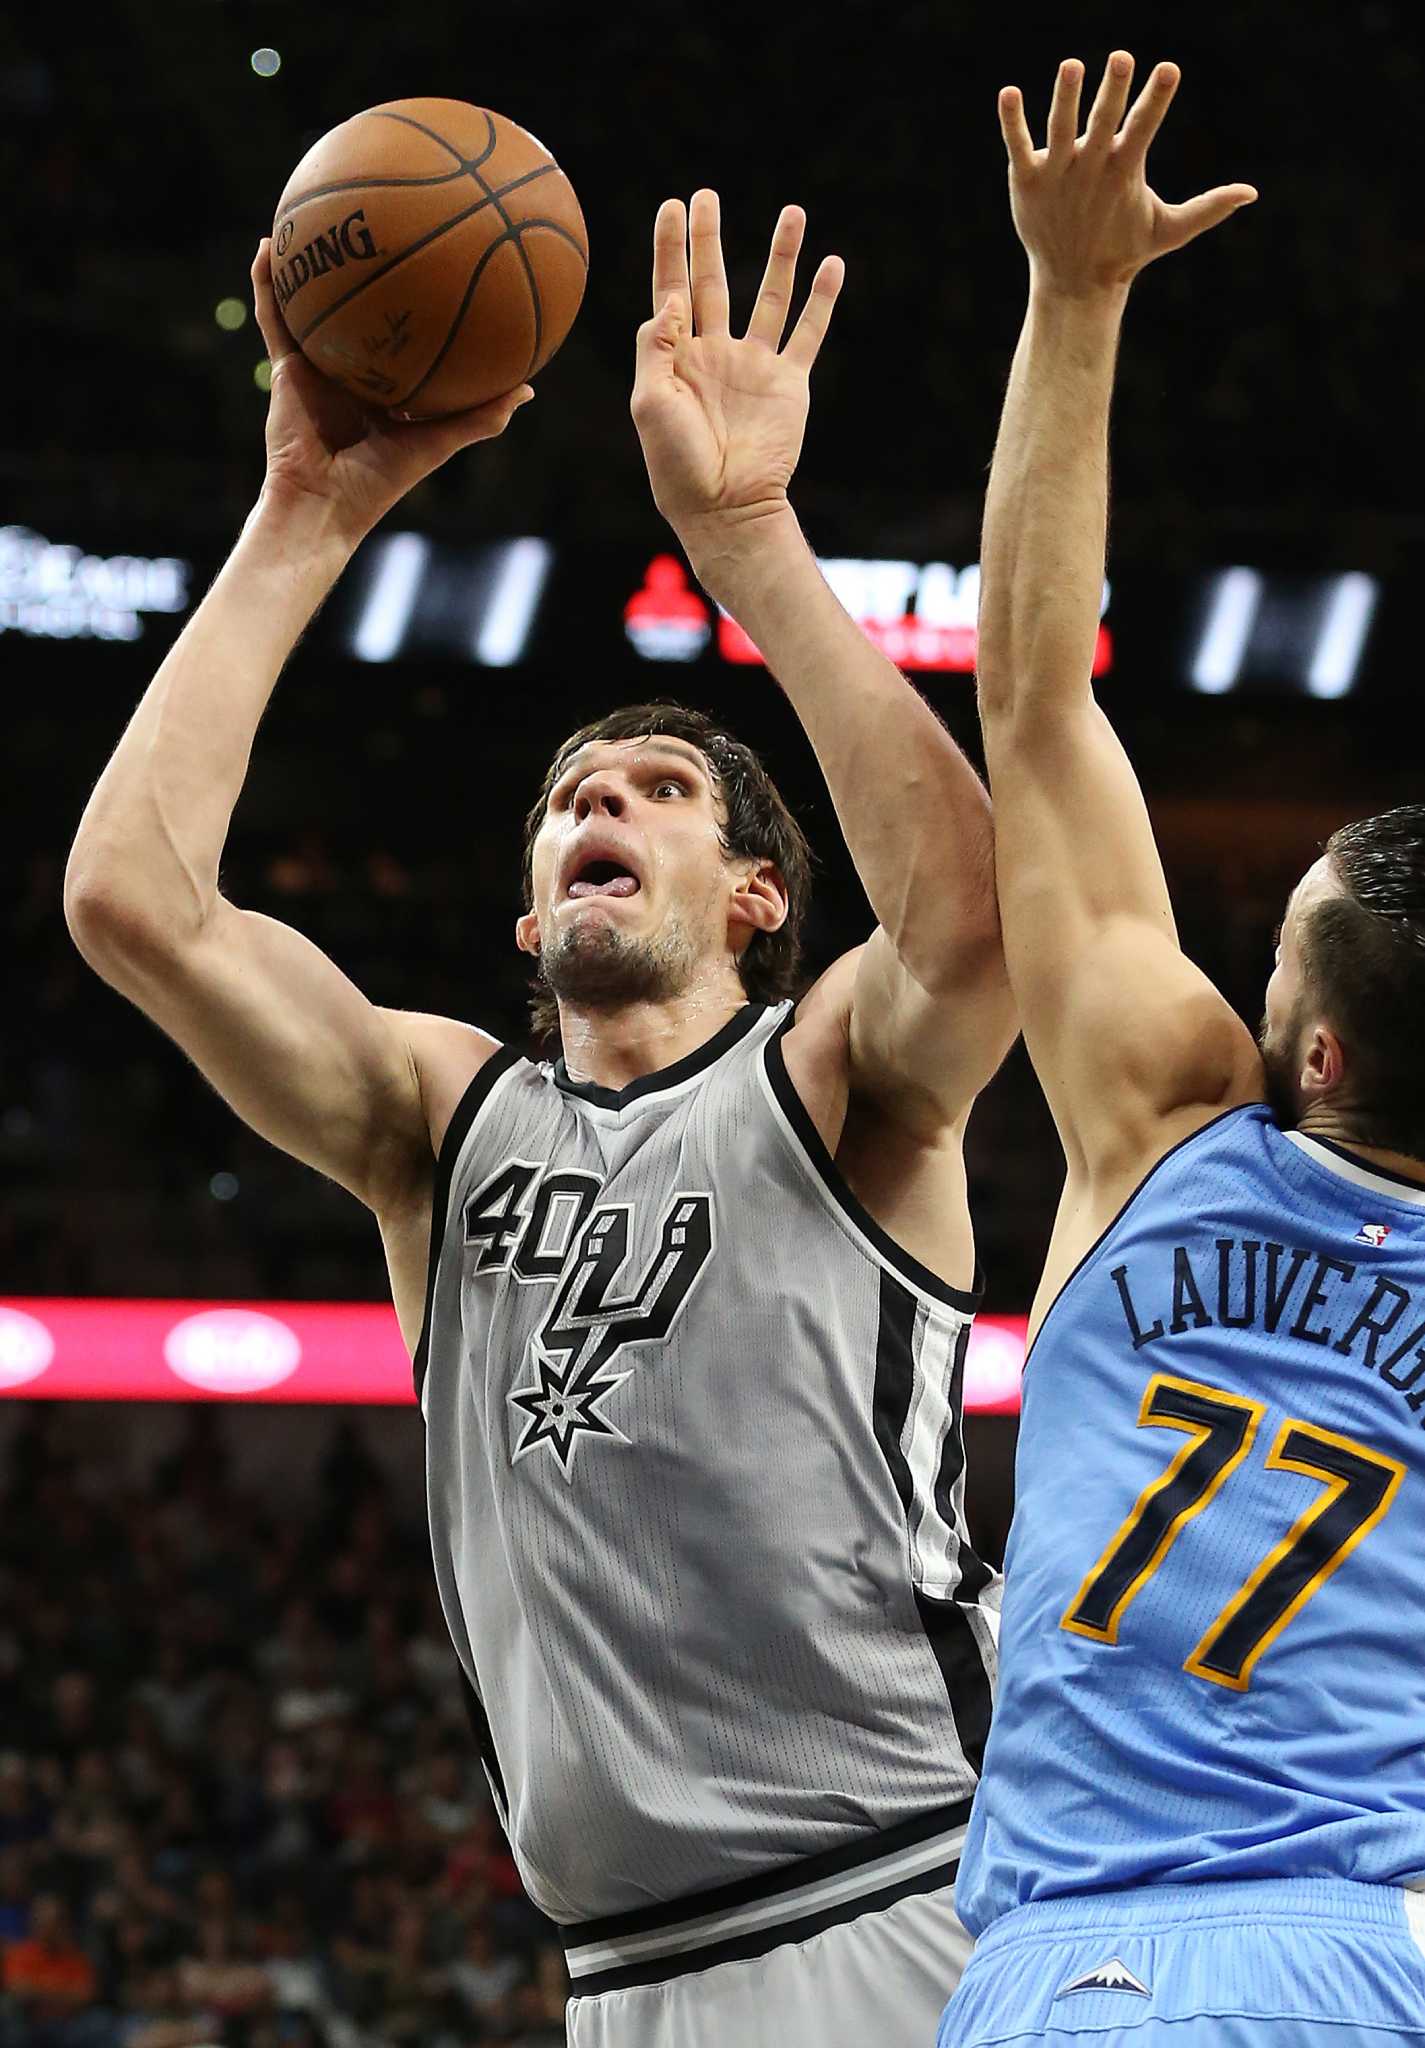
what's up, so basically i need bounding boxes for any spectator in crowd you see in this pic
[0,1415,566,2046]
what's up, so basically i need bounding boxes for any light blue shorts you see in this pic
[938,1877,1425,2045]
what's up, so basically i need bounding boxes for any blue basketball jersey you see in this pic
[957,1103,1425,1934]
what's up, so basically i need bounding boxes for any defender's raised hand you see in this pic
[250,241,532,546]
[631,193,844,538]
[1000,53,1256,296]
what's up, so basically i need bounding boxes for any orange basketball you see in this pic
[269,98,588,417]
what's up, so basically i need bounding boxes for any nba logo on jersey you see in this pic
[1354,1221,1392,1247]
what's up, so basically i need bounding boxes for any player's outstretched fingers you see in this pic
[1116,62,1183,172]
[783,253,845,373]
[394,385,535,459]
[688,189,731,337]
[651,198,690,319]
[746,205,805,350]
[1045,59,1084,162]
[1084,51,1135,153]
[250,241,297,367]
[999,86,1036,171]
[1159,183,1259,254]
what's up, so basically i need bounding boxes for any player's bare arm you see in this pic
[979,53,1264,1319]
[63,245,530,1344]
[631,193,1016,1281]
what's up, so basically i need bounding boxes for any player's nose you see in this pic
[573,773,627,822]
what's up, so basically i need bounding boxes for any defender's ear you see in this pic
[1299,1022,1345,1099]
[516,910,541,957]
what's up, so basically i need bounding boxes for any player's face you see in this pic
[1258,856,1340,1123]
[517,736,775,1008]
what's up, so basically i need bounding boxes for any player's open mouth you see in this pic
[567,859,641,900]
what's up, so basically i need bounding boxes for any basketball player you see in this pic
[64,196,1015,2046]
[940,50,1425,2048]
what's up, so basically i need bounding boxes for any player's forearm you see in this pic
[65,495,354,952]
[977,282,1127,727]
[685,509,999,985]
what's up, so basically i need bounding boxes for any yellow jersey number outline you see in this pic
[1062,1374,1405,1690]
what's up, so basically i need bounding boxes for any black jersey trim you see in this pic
[564,1795,972,1948]
[912,1589,992,1778]
[763,1011,982,1313]
[874,1274,994,1774]
[1290,1130,1425,1194]
[565,1860,960,1996]
[552,1003,769,1110]
[1025,1102,1265,1375]
[412,1043,525,1399]
[457,1668,508,1822]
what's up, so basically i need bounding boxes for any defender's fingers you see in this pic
[1116,61,1183,170]
[651,198,690,316]
[746,205,805,348]
[999,86,1036,171]
[688,188,731,337]
[251,241,297,365]
[783,253,845,372]
[1045,59,1084,160]
[1084,50,1135,152]
[1159,183,1258,253]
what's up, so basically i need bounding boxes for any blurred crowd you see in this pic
[0,1409,568,2048]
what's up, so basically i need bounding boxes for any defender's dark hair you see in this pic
[521,702,813,1043]
[1302,805,1425,1155]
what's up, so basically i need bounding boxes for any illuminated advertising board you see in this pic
[0,1297,1027,1413]
[0,525,191,642]
[3,510,1384,698]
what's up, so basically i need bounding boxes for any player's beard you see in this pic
[539,907,701,1012]
[1257,998,1307,1128]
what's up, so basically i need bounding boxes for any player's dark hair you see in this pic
[1302,805,1425,1156]
[522,702,813,1043]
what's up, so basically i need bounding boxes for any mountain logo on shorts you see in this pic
[1055,1956,1150,1997]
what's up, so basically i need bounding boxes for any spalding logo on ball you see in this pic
[270,97,588,417]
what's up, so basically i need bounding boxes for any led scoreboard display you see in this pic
[3,510,1385,699]
[623,554,1113,676]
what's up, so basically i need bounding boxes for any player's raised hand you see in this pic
[249,242,533,543]
[1000,54,1256,295]
[631,193,844,536]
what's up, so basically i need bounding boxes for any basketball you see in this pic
[269,98,588,417]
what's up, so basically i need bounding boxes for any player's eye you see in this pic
[653,778,686,799]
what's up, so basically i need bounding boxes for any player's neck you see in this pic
[1292,1103,1425,1185]
[555,981,751,1092]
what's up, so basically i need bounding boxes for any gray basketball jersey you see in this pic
[416,1001,1000,1925]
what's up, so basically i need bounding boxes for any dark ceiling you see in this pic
[4,0,1420,566]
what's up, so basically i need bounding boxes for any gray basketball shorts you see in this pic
[561,1805,973,2048]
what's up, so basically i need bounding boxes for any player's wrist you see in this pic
[1026,268,1133,321]
[675,500,806,607]
[245,481,365,564]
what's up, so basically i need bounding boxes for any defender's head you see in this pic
[1260,806,1425,1156]
[518,703,812,1040]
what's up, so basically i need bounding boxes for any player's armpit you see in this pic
[67,891,483,1211]
[846,924,1018,1139]
[984,700,1262,1179]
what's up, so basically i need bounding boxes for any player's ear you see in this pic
[515,909,541,957]
[1300,1021,1345,1098]
[728,858,787,940]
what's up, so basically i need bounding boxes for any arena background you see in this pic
[1,2,1418,2042]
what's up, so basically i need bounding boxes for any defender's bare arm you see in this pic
[978,55,1262,1316]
